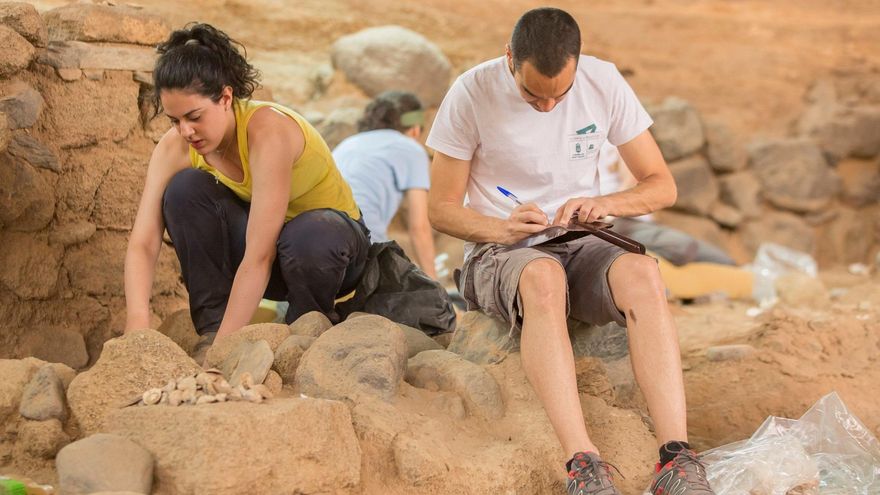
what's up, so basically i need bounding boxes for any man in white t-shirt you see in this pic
[426,8,714,495]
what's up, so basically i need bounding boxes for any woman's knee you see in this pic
[277,210,361,265]
[163,168,216,209]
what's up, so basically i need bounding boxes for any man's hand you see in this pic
[504,202,549,244]
[552,196,611,226]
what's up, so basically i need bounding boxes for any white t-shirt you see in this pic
[426,55,653,257]
[334,129,430,242]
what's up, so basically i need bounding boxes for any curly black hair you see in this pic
[151,23,261,115]
[357,91,423,133]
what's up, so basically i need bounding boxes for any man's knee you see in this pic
[609,254,665,301]
[519,258,566,304]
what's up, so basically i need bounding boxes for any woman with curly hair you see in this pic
[124,23,369,347]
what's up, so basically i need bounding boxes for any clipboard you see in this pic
[510,220,646,254]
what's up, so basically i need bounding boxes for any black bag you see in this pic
[336,241,456,336]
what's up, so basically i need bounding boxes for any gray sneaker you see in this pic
[649,450,714,494]
[566,452,622,495]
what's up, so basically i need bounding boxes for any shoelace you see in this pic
[674,451,711,490]
[569,456,625,494]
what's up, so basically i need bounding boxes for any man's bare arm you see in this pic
[428,151,548,245]
[552,130,677,224]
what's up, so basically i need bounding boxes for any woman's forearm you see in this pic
[214,256,273,339]
[124,241,160,331]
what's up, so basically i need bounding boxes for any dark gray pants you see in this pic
[162,168,370,334]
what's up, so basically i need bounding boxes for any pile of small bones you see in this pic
[128,369,273,407]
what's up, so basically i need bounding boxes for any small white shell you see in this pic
[214,379,233,395]
[142,388,163,406]
[195,372,216,387]
[242,388,263,403]
[251,384,273,400]
[177,375,197,391]
[196,395,218,405]
[238,372,254,389]
[168,389,183,407]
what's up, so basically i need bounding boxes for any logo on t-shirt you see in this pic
[576,123,597,135]
[570,123,602,160]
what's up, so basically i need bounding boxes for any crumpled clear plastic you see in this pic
[702,392,880,494]
[746,243,819,306]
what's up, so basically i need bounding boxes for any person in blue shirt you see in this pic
[334,91,437,278]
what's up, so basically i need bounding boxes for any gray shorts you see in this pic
[459,236,630,337]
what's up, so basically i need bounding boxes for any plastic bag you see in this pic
[702,392,880,494]
[747,243,819,306]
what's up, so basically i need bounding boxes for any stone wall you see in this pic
[646,83,880,267]
[0,3,186,369]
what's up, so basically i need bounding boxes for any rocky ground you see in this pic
[1,0,879,493]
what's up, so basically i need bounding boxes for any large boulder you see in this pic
[66,329,201,434]
[704,120,746,172]
[19,364,67,421]
[272,334,314,384]
[748,138,840,213]
[646,97,705,161]
[668,155,718,216]
[654,210,728,250]
[816,207,875,264]
[0,3,47,47]
[43,4,169,45]
[156,309,200,355]
[739,211,815,256]
[17,418,70,459]
[204,322,291,369]
[0,358,39,423]
[18,326,89,369]
[0,233,62,299]
[399,323,443,358]
[718,170,763,219]
[800,104,880,161]
[56,433,154,495]
[7,133,61,172]
[0,153,55,232]
[406,350,504,420]
[0,26,35,77]
[314,106,360,150]
[295,315,407,402]
[447,311,514,365]
[331,26,451,107]
[288,310,332,338]
[837,158,880,207]
[39,40,158,73]
[104,399,361,494]
[0,81,44,129]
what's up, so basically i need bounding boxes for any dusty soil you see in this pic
[32,0,880,139]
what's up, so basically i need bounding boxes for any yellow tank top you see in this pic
[189,99,360,222]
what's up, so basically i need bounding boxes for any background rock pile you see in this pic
[0,3,186,370]
[646,85,880,265]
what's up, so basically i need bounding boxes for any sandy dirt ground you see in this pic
[31,0,880,139]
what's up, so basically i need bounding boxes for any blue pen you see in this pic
[496,186,524,207]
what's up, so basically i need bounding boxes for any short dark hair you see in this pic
[151,23,260,116]
[357,91,423,133]
[510,8,581,77]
